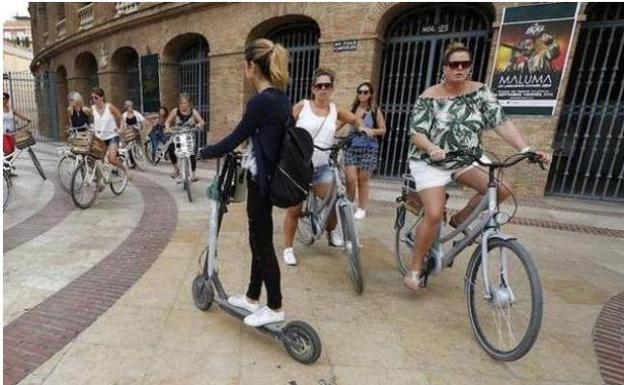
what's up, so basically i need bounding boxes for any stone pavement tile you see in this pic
[76,304,169,348]
[116,276,181,309]
[308,288,387,323]
[239,361,333,385]
[142,348,239,385]
[541,302,603,338]
[315,320,409,369]
[3,285,50,326]
[17,343,73,385]
[36,343,155,385]
[159,240,202,260]
[157,309,241,357]
[505,332,601,384]
[374,368,430,385]
[140,255,189,281]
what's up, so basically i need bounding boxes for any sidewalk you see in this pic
[3,142,623,385]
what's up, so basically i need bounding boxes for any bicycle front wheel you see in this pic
[57,154,76,193]
[132,141,147,171]
[394,200,424,276]
[71,159,98,209]
[465,238,543,361]
[28,148,47,180]
[338,202,363,294]
[183,158,192,202]
[4,170,12,211]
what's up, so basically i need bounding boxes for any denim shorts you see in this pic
[313,165,333,185]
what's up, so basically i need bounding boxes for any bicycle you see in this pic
[394,148,545,361]
[4,160,13,211]
[69,135,128,209]
[172,125,198,202]
[57,125,89,193]
[297,133,364,294]
[3,123,47,181]
[121,124,147,171]
[146,132,173,165]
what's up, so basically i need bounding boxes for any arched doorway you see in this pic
[376,4,493,177]
[546,3,624,201]
[266,20,320,104]
[162,33,210,146]
[110,47,141,110]
[74,52,98,98]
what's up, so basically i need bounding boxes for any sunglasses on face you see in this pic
[91,95,100,101]
[357,89,370,95]
[314,83,333,90]
[447,61,472,70]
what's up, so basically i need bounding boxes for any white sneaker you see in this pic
[243,306,285,327]
[227,295,261,313]
[329,229,344,247]
[282,248,297,266]
[354,208,366,220]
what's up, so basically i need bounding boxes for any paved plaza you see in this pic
[3,142,624,385]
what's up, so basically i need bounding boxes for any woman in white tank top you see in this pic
[282,68,368,266]
[90,88,127,174]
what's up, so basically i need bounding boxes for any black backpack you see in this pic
[270,116,314,208]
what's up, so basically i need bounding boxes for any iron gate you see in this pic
[3,71,59,141]
[268,22,320,104]
[127,54,141,109]
[546,3,624,201]
[377,4,492,177]
[178,38,209,146]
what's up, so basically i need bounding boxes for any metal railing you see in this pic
[115,2,140,17]
[77,3,95,31]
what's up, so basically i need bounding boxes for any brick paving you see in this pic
[2,174,178,385]
[3,175,75,253]
[594,291,624,385]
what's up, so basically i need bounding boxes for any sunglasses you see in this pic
[357,89,370,95]
[447,61,472,70]
[314,82,333,90]
[90,95,100,100]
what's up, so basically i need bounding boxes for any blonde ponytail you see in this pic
[245,38,290,91]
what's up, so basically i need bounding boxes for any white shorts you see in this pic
[408,158,488,192]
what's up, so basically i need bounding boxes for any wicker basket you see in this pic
[71,132,107,159]
[15,129,36,150]
[122,128,138,142]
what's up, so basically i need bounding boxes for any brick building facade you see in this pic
[27,2,624,200]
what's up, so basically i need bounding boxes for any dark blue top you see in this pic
[199,87,290,197]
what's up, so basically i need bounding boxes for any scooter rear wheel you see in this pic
[282,320,322,364]
[192,274,213,310]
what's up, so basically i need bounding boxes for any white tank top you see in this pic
[92,103,118,140]
[3,109,15,134]
[296,100,338,167]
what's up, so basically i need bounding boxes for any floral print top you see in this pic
[408,84,507,170]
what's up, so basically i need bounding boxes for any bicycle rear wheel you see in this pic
[71,159,98,209]
[465,238,543,361]
[338,201,363,294]
[394,201,424,276]
[57,154,76,193]
[28,148,47,180]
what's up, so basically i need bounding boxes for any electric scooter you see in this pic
[192,152,322,364]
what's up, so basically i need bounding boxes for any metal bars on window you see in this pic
[376,5,491,178]
[178,38,209,146]
[127,55,141,110]
[267,22,320,104]
[546,3,624,201]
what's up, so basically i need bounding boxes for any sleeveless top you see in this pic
[175,108,197,127]
[349,109,378,149]
[125,115,138,126]
[92,103,118,140]
[3,108,15,135]
[296,100,338,167]
[71,109,89,129]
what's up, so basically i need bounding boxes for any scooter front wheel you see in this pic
[282,320,322,364]
[192,274,213,310]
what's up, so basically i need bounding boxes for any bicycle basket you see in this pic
[14,128,36,149]
[71,132,107,159]
[122,128,138,142]
[174,132,195,157]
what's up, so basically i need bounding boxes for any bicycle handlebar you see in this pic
[428,148,546,170]
[314,131,367,152]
